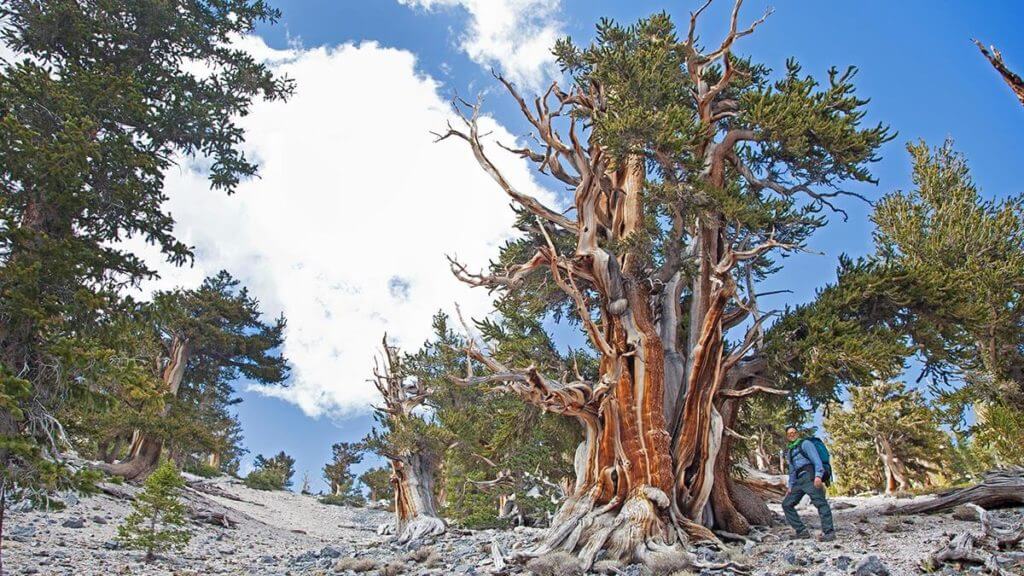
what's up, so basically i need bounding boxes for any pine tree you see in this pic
[0,0,291,498]
[116,460,191,562]
[323,442,364,498]
[363,336,446,544]
[359,467,395,503]
[99,271,289,481]
[246,451,295,491]
[438,1,889,564]
[871,141,1024,468]
[825,381,952,495]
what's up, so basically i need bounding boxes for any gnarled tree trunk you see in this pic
[875,436,910,494]
[441,3,798,570]
[101,335,189,481]
[373,337,445,546]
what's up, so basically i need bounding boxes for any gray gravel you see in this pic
[3,479,1022,575]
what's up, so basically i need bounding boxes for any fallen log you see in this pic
[186,480,260,505]
[96,482,139,501]
[887,467,1024,515]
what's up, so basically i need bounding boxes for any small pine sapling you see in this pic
[117,460,191,562]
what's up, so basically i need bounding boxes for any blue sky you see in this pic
[191,1,1024,492]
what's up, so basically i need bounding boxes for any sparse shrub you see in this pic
[333,557,378,572]
[116,460,191,562]
[319,493,365,507]
[184,462,220,478]
[526,552,583,576]
[380,560,407,576]
[403,546,441,567]
[243,451,296,491]
[244,468,287,491]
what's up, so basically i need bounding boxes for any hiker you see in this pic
[782,426,835,541]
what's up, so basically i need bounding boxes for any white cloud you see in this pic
[137,37,559,418]
[399,0,563,91]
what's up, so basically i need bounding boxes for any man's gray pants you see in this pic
[782,471,834,535]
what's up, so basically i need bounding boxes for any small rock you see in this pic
[91,515,108,525]
[103,540,120,550]
[62,518,86,529]
[319,545,344,558]
[784,551,801,566]
[260,555,276,564]
[9,525,36,542]
[293,550,318,564]
[59,491,80,507]
[835,555,852,570]
[853,555,890,576]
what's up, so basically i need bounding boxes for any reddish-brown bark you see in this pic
[441,3,790,569]
[101,335,189,481]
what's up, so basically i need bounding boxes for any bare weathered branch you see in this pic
[433,97,578,232]
[718,385,787,399]
[975,39,1024,107]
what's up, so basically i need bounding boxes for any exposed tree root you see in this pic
[394,515,445,548]
[507,490,747,573]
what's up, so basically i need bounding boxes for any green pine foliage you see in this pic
[323,441,365,501]
[733,395,810,474]
[245,451,295,491]
[116,460,191,562]
[359,466,395,503]
[410,312,578,528]
[75,271,288,474]
[0,0,291,492]
[825,381,952,495]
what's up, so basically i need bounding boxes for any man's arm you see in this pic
[802,440,825,480]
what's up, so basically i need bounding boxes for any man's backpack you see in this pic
[793,437,833,486]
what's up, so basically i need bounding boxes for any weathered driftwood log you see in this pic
[888,468,1024,515]
[186,480,256,504]
[923,503,1024,574]
[97,480,239,528]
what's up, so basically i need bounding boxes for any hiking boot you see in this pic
[790,531,811,540]
[817,531,836,542]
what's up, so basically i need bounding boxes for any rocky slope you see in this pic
[3,476,1021,575]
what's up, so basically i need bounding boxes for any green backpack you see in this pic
[792,437,833,485]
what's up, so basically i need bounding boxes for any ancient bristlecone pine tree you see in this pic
[438,1,889,569]
[370,337,445,545]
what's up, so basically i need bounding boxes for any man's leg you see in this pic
[781,485,809,536]
[808,483,835,535]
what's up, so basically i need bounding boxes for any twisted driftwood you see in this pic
[887,468,1024,515]
[923,504,1024,574]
